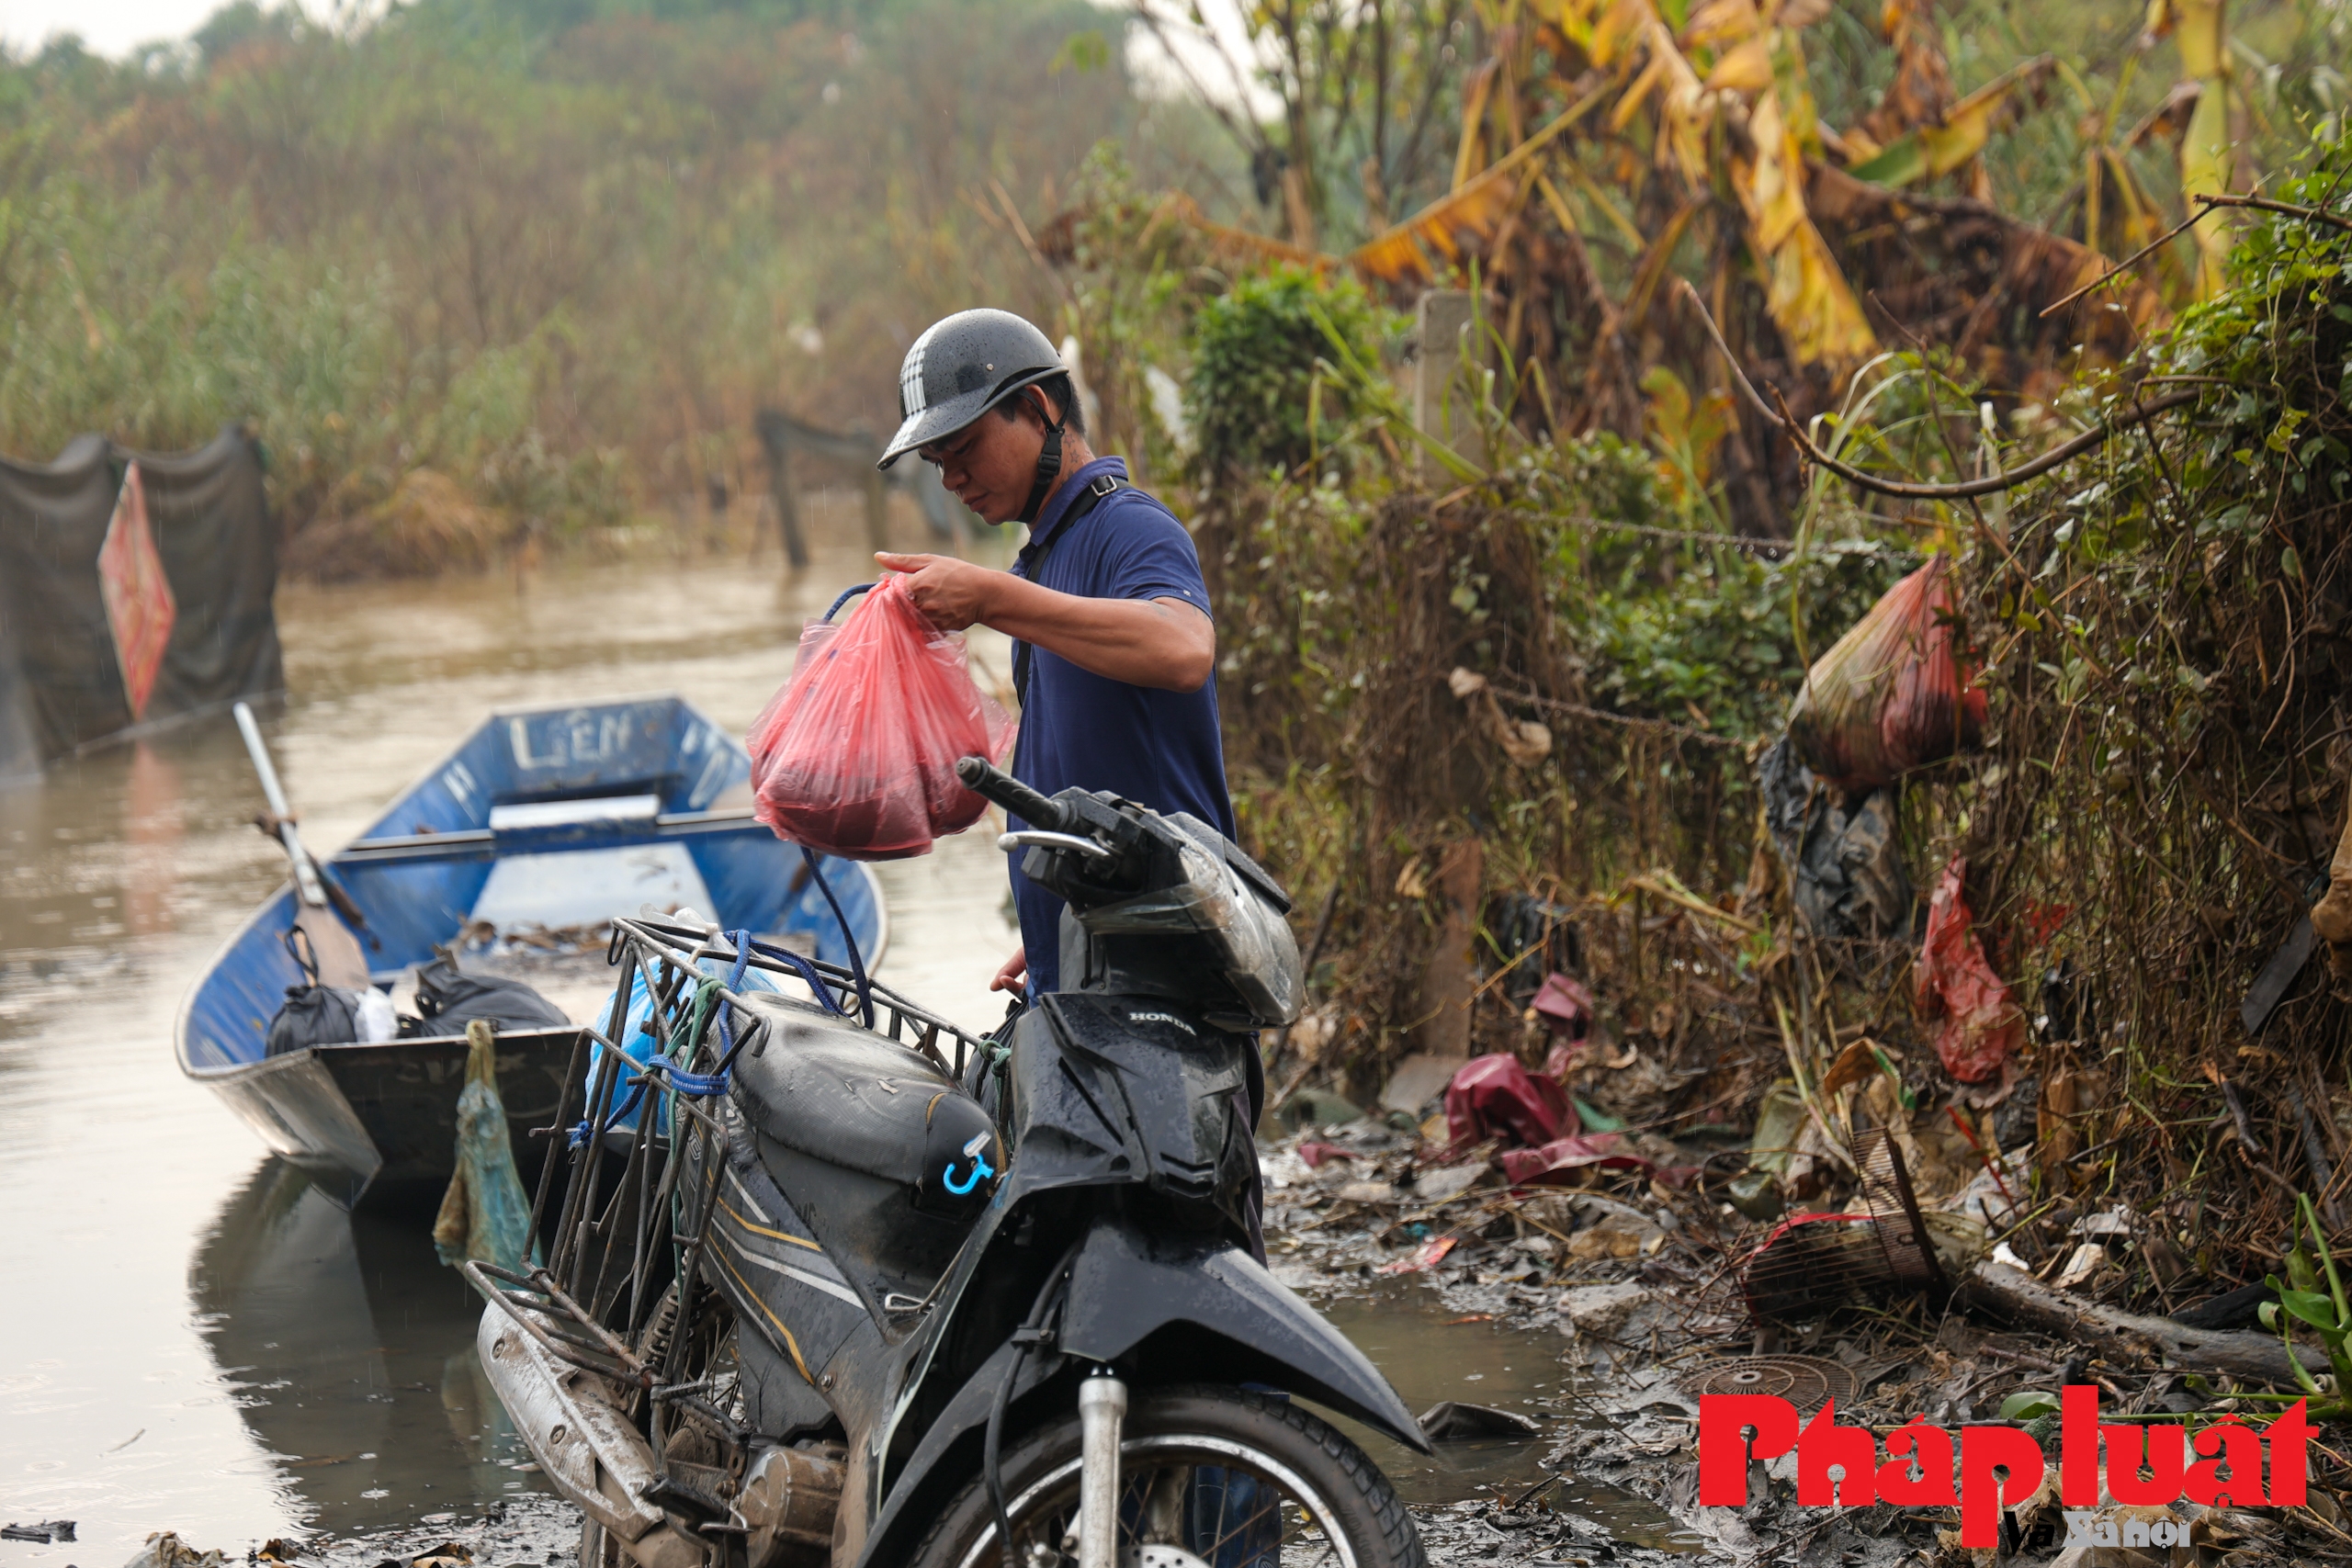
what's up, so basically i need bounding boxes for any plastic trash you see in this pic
[1914,857,2023,1084]
[1444,1052,1576,1149]
[1529,972,1594,1038]
[1275,1087,1363,1133]
[1419,1402,1541,1438]
[747,575,1014,860]
[1759,738,1914,940]
[433,1021,535,1271]
[121,1534,224,1568]
[1497,1132,1658,1186]
[1787,556,1985,791]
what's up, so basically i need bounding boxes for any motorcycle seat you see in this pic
[726,992,996,1190]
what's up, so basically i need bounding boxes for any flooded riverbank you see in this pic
[0,547,1591,1567]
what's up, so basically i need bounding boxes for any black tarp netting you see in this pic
[0,426,282,780]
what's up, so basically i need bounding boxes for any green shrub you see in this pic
[1577,534,1918,742]
[1186,265,1388,480]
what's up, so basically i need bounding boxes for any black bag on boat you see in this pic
[407,949,569,1036]
[266,927,383,1055]
[266,983,364,1056]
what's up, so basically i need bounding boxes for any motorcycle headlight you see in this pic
[1080,838,1303,1029]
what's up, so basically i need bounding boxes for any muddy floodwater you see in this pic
[0,546,1578,1564]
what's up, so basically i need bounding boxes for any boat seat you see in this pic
[726,991,995,1190]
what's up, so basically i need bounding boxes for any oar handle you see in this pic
[234,701,328,908]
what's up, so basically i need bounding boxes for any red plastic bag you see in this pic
[1498,1133,1636,1185]
[1914,856,2022,1084]
[1443,1053,1576,1150]
[1788,556,1985,791]
[1529,972,1593,1039]
[746,576,1014,860]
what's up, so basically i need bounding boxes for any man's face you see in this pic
[919,394,1046,525]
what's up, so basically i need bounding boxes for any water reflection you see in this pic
[1315,1287,1563,1506]
[190,1161,553,1532]
[1317,1286,1691,1551]
[123,743,184,940]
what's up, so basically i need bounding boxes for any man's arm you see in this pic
[874,552,1215,693]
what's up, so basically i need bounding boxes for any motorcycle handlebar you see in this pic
[956,756,1069,832]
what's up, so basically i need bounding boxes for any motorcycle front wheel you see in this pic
[909,1383,1424,1568]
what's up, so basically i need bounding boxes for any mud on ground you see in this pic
[1261,1118,2352,1568]
[106,1114,2352,1568]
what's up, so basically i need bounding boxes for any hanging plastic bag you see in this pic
[433,1020,535,1271]
[1914,856,2022,1084]
[1787,556,1985,791]
[747,576,1014,860]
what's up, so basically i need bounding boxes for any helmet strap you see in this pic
[1014,386,1067,526]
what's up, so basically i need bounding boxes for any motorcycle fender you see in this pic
[854,1217,1431,1568]
[855,1337,1067,1568]
[474,1306,705,1568]
[1060,1216,1430,1453]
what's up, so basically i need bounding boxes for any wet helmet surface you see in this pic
[876,309,1066,470]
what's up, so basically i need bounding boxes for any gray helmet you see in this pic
[876,309,1066,471]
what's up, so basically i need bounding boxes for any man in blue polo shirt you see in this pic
[872,308,1236,1002]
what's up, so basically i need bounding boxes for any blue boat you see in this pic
[175,694,888,1209]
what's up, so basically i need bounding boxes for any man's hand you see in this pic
[876,552,1005,632]
[876,551,1215,692]
[989,946,1028,996]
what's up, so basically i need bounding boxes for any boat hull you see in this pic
[198,1026,583,1210]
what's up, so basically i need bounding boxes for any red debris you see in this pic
[1295,1141,1354,1169]
[1444,1053,1577,1151]
[1529,972,1594,1039]
[1497,1133,1636,1185]
[1495,1135,1699,1189]
[1787,555,1986,791]
[1377,1235,1458,1275]
[1915,857,2024,1084]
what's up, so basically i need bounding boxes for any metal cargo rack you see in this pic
[463,912,994,1519]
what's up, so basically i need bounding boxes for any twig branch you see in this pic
[1487,679,1746,749]
[2041,191,2352,321]
[2197,192,2352,233]
[2038,208,2204,318]
[1678,280,2199,501]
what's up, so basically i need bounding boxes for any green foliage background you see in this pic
[0,0,1218,559]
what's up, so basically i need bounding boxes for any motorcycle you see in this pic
[469,757,1430,1568]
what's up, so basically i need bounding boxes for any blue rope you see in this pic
[649,1054,729,1097]
[566,922,865,1146]
[571,1068,649,1149]
[800,845,874,1028]
[740,933,845,1018]
[567,1049,729,1148]
[713,938,754,1057]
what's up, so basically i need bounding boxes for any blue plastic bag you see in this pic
[582,953,778,1140]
